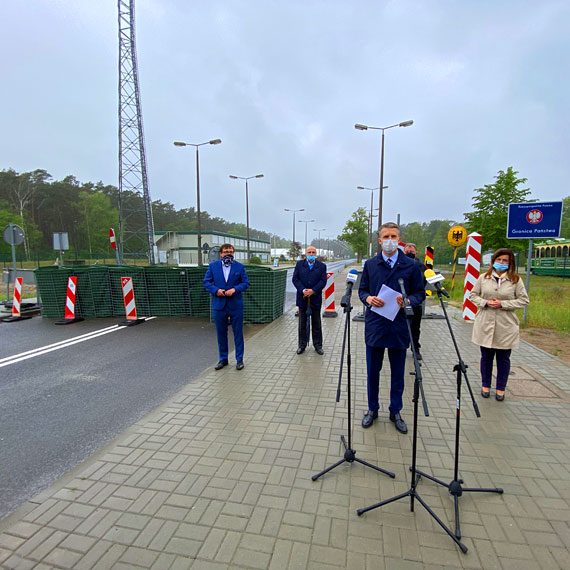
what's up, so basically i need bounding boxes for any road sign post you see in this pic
[447,225,467,290]
[2,224,25,302]
[507,201,563,324]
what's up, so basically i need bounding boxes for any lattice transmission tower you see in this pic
[118,0,156,264]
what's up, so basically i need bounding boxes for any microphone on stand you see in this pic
[397,278,414,317]
[341,269,359,307]
[424,268,450,298]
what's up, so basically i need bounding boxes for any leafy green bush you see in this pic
[249,256,262,264]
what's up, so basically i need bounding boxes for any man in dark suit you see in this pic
[203,243,250,370]
[359,223,425,433]
[403,243,426,361]
[292,245,327,355]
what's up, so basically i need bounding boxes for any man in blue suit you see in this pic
[292,245,327,355]
[358,223,425,433]
[203,243,250,370]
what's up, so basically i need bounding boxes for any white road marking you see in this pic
[0,317,156,368]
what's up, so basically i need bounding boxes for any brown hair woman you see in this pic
[470,248,529,401]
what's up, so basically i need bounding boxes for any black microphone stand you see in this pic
[356,279,468,553]
[413,285,503,539]
[312,283,395,482]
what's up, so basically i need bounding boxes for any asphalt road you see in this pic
[0,260,352,520]
[0,316,224,520]
[284,259,353,311]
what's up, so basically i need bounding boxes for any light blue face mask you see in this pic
[493,262,509,272]
[306,255,316,262]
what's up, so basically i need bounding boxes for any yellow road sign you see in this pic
[447,225,467,247]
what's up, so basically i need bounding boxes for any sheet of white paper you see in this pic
[370,284,400,321]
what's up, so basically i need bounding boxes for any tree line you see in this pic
[339,167,570,262]
[0,168,293,261]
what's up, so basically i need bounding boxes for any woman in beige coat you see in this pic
[470,248,529,401]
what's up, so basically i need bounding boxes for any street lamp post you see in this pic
[357,185,387,257]
[229,174,264,262]
[284,208,305,245]
[355,120,413,250]
[298,219,315,250]
[313,228,325,256]
[174,138,222,265]
[326,236,333,259]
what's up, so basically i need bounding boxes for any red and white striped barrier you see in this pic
[122,277,137,319]
[2,276,32,322]
[323,272,338,318]
[55,276,84,324]
[120,276,145,326]
[463,233,482,320]
[12,277,22,317]
[65,276,78,319]
[109,228,117,250]
[110,228,121,264]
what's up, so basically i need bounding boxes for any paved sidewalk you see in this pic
[1,274,570,569]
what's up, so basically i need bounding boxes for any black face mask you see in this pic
[405,252,416,259]
[221,254,234,267]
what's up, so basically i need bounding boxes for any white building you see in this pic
[155,230,270,265]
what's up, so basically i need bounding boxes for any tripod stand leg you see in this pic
[312,458,346,481]
[413,467,449,488]
[414,492,468,553]
[356,490,411,516]
[454,494,460,539]
[354,458,395,478]
[462,486,503,493]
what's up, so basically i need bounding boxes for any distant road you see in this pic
[284,259,355,312]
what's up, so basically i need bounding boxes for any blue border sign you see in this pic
[507,201,563,239]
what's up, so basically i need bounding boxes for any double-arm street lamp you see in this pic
[173,138,222,265]
[313,227,325,255]
[298,218,315,250]
[355,120,413,248]
[229,174,264,262]
[284,208,304,245]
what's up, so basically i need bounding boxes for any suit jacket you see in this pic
[292,259,327,309]
[358,251,425,348]
[203,260,250,311]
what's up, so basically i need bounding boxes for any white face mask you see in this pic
[382,239,398,255]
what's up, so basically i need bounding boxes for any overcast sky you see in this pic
[2,0,568,241]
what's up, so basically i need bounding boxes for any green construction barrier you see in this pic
[108,266,149,317]
[86,265,113,317]
[189,267,211,317]
[145,266,189,316]
[34,264,286,323]
[33,266,71,319]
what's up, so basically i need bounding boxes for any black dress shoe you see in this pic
[296,346,305,355]
[362,410,378,428]
[389,413,408,434]
[214,360,228,370]
[416,351,423,361]
[495,392,505,401]
[315,347,324,355]
[236,361,244,371]
[481,389,490,398]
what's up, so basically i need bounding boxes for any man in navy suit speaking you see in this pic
[203,243,250,371]
[358,222,425,433]
[292,245,327,355]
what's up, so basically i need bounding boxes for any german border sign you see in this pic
[507,201,562,239]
